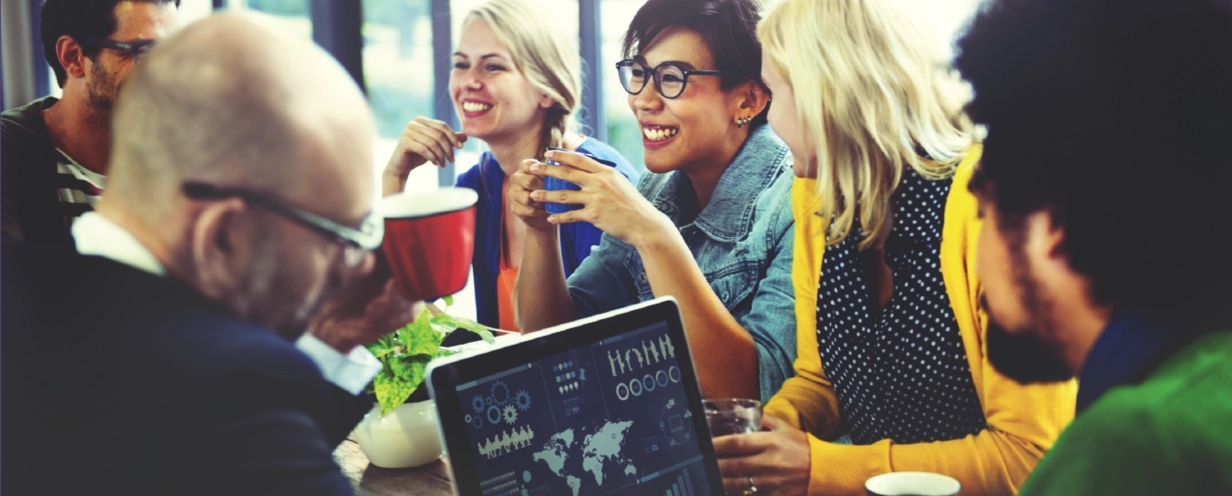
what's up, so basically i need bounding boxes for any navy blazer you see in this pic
[1,241,370,495]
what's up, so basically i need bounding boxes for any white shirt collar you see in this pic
[71,212,167,276]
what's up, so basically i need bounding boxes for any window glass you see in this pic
[238,0,311,37]
[600,0,644,172]
[885,0,982,60]
[178,0,214,26]
[363,0,433,141]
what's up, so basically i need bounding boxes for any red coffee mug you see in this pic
[378,187,478,302]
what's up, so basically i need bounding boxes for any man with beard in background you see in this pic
[2,0,179,241]
[955,0,1232,493]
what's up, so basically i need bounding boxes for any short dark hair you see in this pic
[622,0,769,126]
[957,0,1232,315]
[40,0,180,87]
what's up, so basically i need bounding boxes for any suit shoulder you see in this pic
[184,317,324,388]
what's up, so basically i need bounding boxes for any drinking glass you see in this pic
[703,398,763,437]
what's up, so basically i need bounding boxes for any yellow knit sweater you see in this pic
[764,147,1077,495]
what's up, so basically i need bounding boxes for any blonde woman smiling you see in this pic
[381,0,638,332]
[712,0,1077,494]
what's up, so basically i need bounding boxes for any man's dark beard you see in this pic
[986,316,1073,383]
[85,56,119,121]
[984,234,1074,384]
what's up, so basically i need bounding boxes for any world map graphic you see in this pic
[531,420,637,495]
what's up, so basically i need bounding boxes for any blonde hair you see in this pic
[758,0,974,249]
[463,0,580,159]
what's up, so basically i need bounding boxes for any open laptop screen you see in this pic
[428,299,720,496]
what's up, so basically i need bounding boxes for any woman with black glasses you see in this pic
[511,0,797,403]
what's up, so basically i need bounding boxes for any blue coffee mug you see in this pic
[542,147,617,214]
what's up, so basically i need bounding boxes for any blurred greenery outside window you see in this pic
[363,0,434,140]
[600,0,644,173]
[238,0,312,37]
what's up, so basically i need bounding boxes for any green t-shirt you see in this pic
[1020,332,1232,495]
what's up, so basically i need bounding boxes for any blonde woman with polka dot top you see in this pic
[709,0,1077,495]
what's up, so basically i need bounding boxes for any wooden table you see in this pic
[333,436,455,496]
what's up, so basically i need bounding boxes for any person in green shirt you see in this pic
[952,0,1232,493]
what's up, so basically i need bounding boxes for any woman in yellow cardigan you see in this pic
[711,0,1076,494]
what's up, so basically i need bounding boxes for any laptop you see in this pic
[426,297,725,496]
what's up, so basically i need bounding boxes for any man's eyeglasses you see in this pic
[80,37,157,60]
[181,182,384,267]
[615,59,724,99]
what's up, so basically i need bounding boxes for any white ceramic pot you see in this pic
[353,400,443,469]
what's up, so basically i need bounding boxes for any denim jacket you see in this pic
[567,125,797,401]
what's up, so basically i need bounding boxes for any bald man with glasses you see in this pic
[2,12,417,495]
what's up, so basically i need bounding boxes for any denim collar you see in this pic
[643,125,790,243]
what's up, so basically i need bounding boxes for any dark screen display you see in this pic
[454,321,711,496]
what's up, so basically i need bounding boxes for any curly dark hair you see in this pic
[621,0,769,126]
[41,0,180,87]
[957,0,1232,316]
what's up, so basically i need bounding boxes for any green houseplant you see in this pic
[366,295,494,416]
[354,296,493,468]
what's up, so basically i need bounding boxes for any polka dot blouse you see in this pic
[815,166,986,445]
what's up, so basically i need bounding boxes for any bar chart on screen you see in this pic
[662,469,695,496]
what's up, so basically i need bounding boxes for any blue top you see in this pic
[455,138,639,329]
[1076,309,1175,414]
[564,126,798,401]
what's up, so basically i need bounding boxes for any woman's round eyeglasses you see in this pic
[615,59,724,99]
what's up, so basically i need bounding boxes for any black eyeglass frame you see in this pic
[80,37,157,59]
[181,182,384,251]
[615,59,725,99]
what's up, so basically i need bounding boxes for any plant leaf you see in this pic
[451,316,495,344]
[373,374,417,416]
[442,294,454,307]
[430,313,460,332]
[399,307,444,357]
[368,295,495,409]
[365,333,396,359]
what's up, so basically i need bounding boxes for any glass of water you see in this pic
[703,398,763,437]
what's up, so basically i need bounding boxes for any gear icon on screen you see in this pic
[491,381,511,406]
[471,415,483,429]
[471,395,486,414]
[514,389,532,412]
[503,404,518,424]
[487,405,502,425]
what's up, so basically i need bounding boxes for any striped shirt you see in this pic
[54,150,106,228]
[2,96,105,241]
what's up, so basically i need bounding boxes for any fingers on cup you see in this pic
[510,167,542,191]
[537,160,580,183]
[517,188,539,209]
[545,149,602,173]
[546,209,583,225]
[510,198,544,220]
